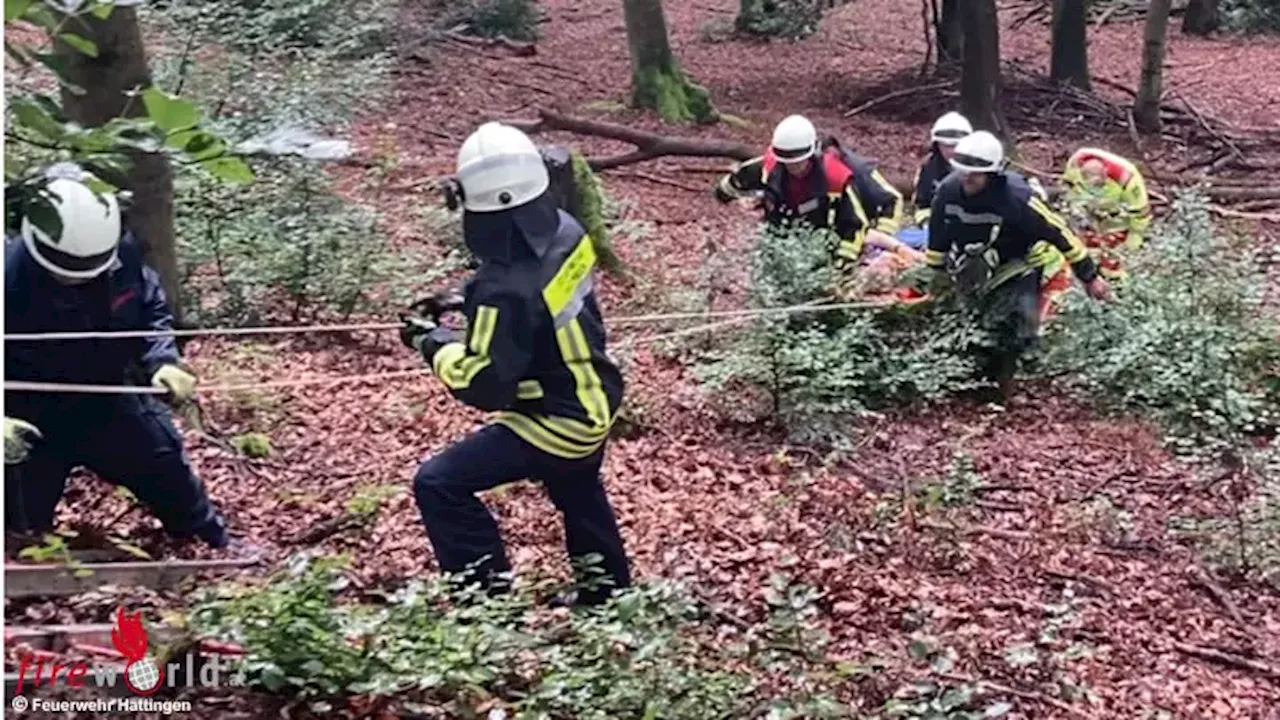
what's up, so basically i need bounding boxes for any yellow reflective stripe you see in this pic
[516,379,544,400]
[431,342,467,378]
[541,415,609,444]
[543,237,596,319]
[555,320,611,430]
[986,259,1034,290]
[496,412,601,459]
[925,249,945,268]
[434,306,497,389]
[1028,196,1089,263]
[838,239,863,260]
[915,208,932,226]
[872,170,904,232]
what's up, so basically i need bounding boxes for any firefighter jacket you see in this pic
[910,149,953,226]
[822,138,904,234]
[716,148,872,261]
[6,234,180,419]
[429,195,624,459]
[926,170,1099,292]
[1062,148,1151,249]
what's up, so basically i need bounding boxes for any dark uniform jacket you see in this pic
[716,148,871,261]
[430,195,624,459]
[5,234,180,423]
[911,149,952,226]
[925,170,1098,290]
[822,138,904,233]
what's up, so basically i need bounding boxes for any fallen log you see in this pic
[5,558,261,599]
[503,109,755,170]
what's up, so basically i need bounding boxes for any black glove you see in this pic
[713,183,734,204]
[400,316,437,352]
[419,325,464,362]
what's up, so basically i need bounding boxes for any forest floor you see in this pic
[11,0,1280,717]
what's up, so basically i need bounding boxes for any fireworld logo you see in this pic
[11,606,246,697]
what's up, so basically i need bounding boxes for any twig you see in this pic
[1187,566,1247,629]
[976,500,1023,512]
[442,30,536,56]
[1171,642,1280,681]
[918,519,1033,541]
[1043,567,1117,596]
[1094,3,1121,27]
[1173,90,1245,162]
[843,81,954,118]
[935,672,1095,719]
[609,170,706,193]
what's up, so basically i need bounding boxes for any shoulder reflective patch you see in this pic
[797,198,820,214]
[542,236,597,329]
[516,379,544,400]
[944,204,1004,225]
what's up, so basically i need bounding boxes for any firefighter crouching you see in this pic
[401,122,632,606]
[714,114,907,268]
[926,132,1113,397]
[1061,147,1152,282]
[908,111,973,233]
[4,177,228,548]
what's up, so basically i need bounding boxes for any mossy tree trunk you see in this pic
[540,147,624,274]
[1134,0,1173,133]
[56,7,181,321]
[622,0,718,124]
[1050,0,1091,90]
[959,0,1010,140]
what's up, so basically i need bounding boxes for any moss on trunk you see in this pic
[631,61,717,125]
[569,151,624,274]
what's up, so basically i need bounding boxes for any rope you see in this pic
[2,298,913,396]
[2,300,898,342]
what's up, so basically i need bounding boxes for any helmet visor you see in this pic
[23,232,117,279]
[951,152,998,173]
[772,144,814,162]
[932,128,969,144]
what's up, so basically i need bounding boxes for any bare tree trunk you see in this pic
[1050,0,1091,90]
[937,0,963,65]
[56,7,181,321]
[1182,0,1220,35]
[622,0,717,124]
[960,0,1009,139]
[1134,0,1173,134]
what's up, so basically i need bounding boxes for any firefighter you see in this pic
[4,177,228,548]
[714,114,886,266]
[926,132,1113,396]
[402,122,632,606]
[1061,147,1152,282]
[910,111,972,228]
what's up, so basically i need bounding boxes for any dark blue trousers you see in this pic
[413,424,631,603]
[4,394,226,546]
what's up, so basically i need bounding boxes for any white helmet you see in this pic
[950,131,1005,173]
[770,114,817,163]
[20,178,121,280]
[455,122,549,213]
[930,111,973,146]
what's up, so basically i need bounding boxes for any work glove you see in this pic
[151,364,197,403]
[4,417,42,465]
[713,182,734,204]
[400,317,463,362]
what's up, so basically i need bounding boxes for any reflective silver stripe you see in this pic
[797,198,820,214]
[944,205,1004,225]
[553,272,593,329]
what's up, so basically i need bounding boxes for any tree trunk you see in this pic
[1182,0,1220,35]
[937,0,963,64]
[1050,0,1091,90]
[56,7,181,321]
[959,0,1009,139]
[622,0,717,124]
[1134,0,1173,134]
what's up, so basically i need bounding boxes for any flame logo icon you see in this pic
[110,607,164,695]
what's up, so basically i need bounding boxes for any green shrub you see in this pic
[1038,192,1280,457]
[1221,0,1280,32]
[696,224,981,444]
[434,0,541,42]
[736,0,843,39]
[189,554,842,716]
[149,0,393,57]
[175,159,421,325]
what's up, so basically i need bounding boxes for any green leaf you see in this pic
[907,638,932,661]
[90,1,114,19]
[11,98,65,140]
[201,156,254,185]
[167,129,225,160]
[110,540,152,560]
[141,86,201,132]
[23,4,57,30]
[4,0,35,22]
[983,702,1013,718]
[58,33,98,57]
[25,192,65,243]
